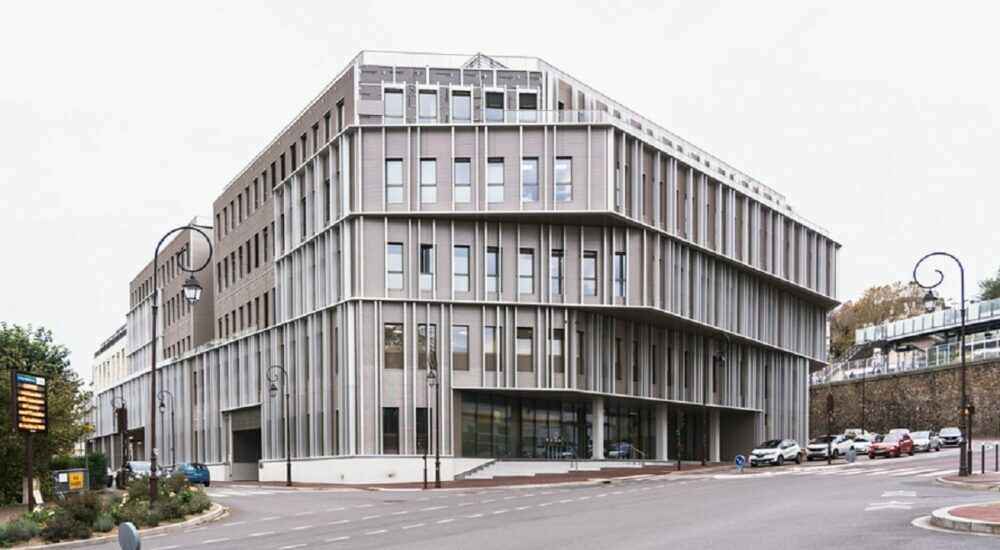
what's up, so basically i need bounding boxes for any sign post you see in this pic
[13,372,48,511]
[735,454,746,474]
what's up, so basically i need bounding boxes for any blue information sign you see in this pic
[735,454,746,473]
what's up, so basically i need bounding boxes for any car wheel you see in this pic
[868,454,875,460]
[909,449,914,456]
[777,455,785,466]
[204,481,210,487]
[795,453,802,464]
[832,450,840,459]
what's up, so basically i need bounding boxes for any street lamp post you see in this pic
[913,251,970,476]
[157,390,176,469]
[426,369,441,488]
[267,366,292,487]
[148,225,212,502]
[705,333,731,467]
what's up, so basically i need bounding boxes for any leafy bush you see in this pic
[113,498,158,528]
[49,453,109,491]
[180,489,211,516]
[0,517,41,546]
[60,491,104,526]
[92,514,114,533]
[40,511,92,542]
[125,478,151,501]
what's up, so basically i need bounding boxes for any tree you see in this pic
[978,267,1000,301]
[828,282,926,360]
[0,323,92,504]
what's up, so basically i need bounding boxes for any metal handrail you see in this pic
[631,447,647,468]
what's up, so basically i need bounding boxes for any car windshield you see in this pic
[911,431,930,439]
[941,428,961,436]
[130,462,151,472]
[191,463,207,471]
[811,436,836,444]
[758,440,782,448]
[855,436,871,442]
[877,434,901,443]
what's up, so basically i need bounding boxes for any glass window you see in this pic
[583,251,598,296]
[386,243,403,289]
[382,407,399,454]
[385,159,403,204]
[555,158,572,202]
[383,323,403,369]
[418,324,437,370]
[518,92,538,122]
[485,91,504,122]
[485,326,501,371]
[519,248,534,294]
[550,249,563,295]
[452,91,471,122]
[453,246,470,292]
[552,329,565,373]
[419,91,437,123]
[614,252,627,297]
[487,159,504,203]
[517,327,533,372]
[452,325,469,370]
[384,89,403,124]
[416,407,429,454]
[486,247,500,293]
[454,159,471,203]
[420,159,436,203]
[521,158,539,202]
[419,244,434,290]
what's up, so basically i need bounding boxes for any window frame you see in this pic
[386,243,404,290]
[521,157,539,202]
[550,249,564,295]
[420,158,437,203]
[454,158,471,203]
[487,158,504,203]
[518,248,534,294]
[383,88,404,124]
[614,252,627,297]
[555,157,573,202]
[451,89,472,122]
[385,159,404,204]
[453,245,470,292]
[582,251,598,296]
[486,246,500,293]
[418,89,437,123]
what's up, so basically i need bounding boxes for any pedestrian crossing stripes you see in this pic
[205,489,290,498]
[787,466,955,479]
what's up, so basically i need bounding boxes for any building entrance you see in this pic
[228,407,262,481]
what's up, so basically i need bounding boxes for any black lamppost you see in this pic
[267,365,292,487]
[149,225,212,502]
[914,252,970,476]
[705,333,731,466]
[111,396,127,488]
[426,369,441,488]
[157,390,176,469]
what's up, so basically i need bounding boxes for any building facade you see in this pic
[92,325,127,395]
[89,51,839,484]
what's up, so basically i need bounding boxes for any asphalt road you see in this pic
[92,446,1000,550]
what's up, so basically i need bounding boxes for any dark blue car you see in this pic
[174,462,211,486]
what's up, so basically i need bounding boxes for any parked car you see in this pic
[939,427,964,447]
[888,428,911,436]
[115,461,163,489]
[843,428,871,439]
[173,462,211,486]
[911,431,942,452]
[869,433,914,459]
[749,439,802,467]
[851,434,875,454]
[607,442,634,459]
[806,435,854,460]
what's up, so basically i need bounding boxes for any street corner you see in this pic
[935,472,1000,492]
[927,501,1000,536]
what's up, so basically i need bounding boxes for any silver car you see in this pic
[911,431,942,452]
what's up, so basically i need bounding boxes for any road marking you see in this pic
[860,468,890,476]
[391,510,409,516]
[516,506,531,511]
[466,513,483,518]
[524,493,535,497]
[882,491,917,497]
[893,468,937,476]
[291,525,312,531]
[260,516,279,521]
[220,521,246,527]
[185,527,207,533]
[418,497,431,501]
[559,499,573,504]
[402,523,425,529]
[250,531,274,537]
[203,538,230,544]
[458,502,473,506]
[578,496,591,501]
[279,545,306,550]
[865,501,912,511]
[365,529,388,535]
[918,469,955,477]
[421,505,446,511]
[493,509,508,514]
[504,496,516,500]
[356,503,374,508]
[326,506,345,512]
[293,511,314,516]
[325,536,351,542]
[328,519,351,525]
[151,546,180,550]
[597,493,608,498]
[886,468,922,476]
[481,498,496,503]
[612,491,623,495]
[362,515,382,521]
[437,518,455,524]
[538,502,553,507]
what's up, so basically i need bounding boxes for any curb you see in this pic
[930,503,1000,536]
[934,476,1000,492]
[20,503,228,550]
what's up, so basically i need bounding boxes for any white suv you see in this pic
[749,439,802,467]
[806,435,854,460]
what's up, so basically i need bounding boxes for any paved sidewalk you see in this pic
[930,501,1000,535]
[938,472,1000,492]
[211,462,728,491]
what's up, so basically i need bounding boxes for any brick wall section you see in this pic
[809,359,1000,438]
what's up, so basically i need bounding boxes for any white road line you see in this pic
[326,507,345,512]
[418,497,431,501]
[362,515,382,521]
[516,506,531,511]
[458,502,473,506]
[356,503,374,508]
[250,531,274,537]
[437,518,455,524]
[328,519,351,525]
[524,493,536,497]
[893,468,937,476]
[918,469,955,477]
[481,499,496,503]
[260,516,279,521]
[860,468,890,476]
[220,521,246,527]
[279,545,306,550]
[203,538,231,544]
[493,509,508,515]
[291,525,312,531]
[421,505,447,511]
[402,523,425,529]
[466,513,483,519]
[325,536,351,542]
[578,496,591,500]
[151,546,180,550]
[293,511,314,516]
[885,468,922,476]
[836,469,867,476]
[185,527,207,533]
[597,493,609,498]
[504,496,516,500]
[559,499,573,504]
[391,510,409,516]
[366,529,388,535]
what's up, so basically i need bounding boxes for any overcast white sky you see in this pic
[2,1,998,382]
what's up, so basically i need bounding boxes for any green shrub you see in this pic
[163,473,188,495]
[0,517,41,546]
[48,453,109,493]
[152,497,184,522]
[92,514,114,533]
[181,489,211,516]
[59,491,105,526]
[125,478,150,501]
[40,511,92,542]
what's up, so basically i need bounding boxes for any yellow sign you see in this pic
[68,471,84,490]
[13,372,48,433]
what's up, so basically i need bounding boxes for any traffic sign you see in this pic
[735,454,746,473]
[13,372,47,433]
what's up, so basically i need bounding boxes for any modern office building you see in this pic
[89,51,839,483]
[92,325,128,394]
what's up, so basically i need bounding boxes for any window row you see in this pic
[217,224,273,293]
[386,244,627,297]
[385,157,573,204]
[217,289,274,339]
[383,88,538,125]
[382,323,564,373]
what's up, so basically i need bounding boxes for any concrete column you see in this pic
[710,409,721,463]
[656,403,669,461]
[592,396,605,459]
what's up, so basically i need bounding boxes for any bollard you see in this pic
[995,444,998,472]
[982,444,986,475]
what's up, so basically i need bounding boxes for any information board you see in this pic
[13,372,48,433]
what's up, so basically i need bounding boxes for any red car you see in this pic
[868,433,914,459]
